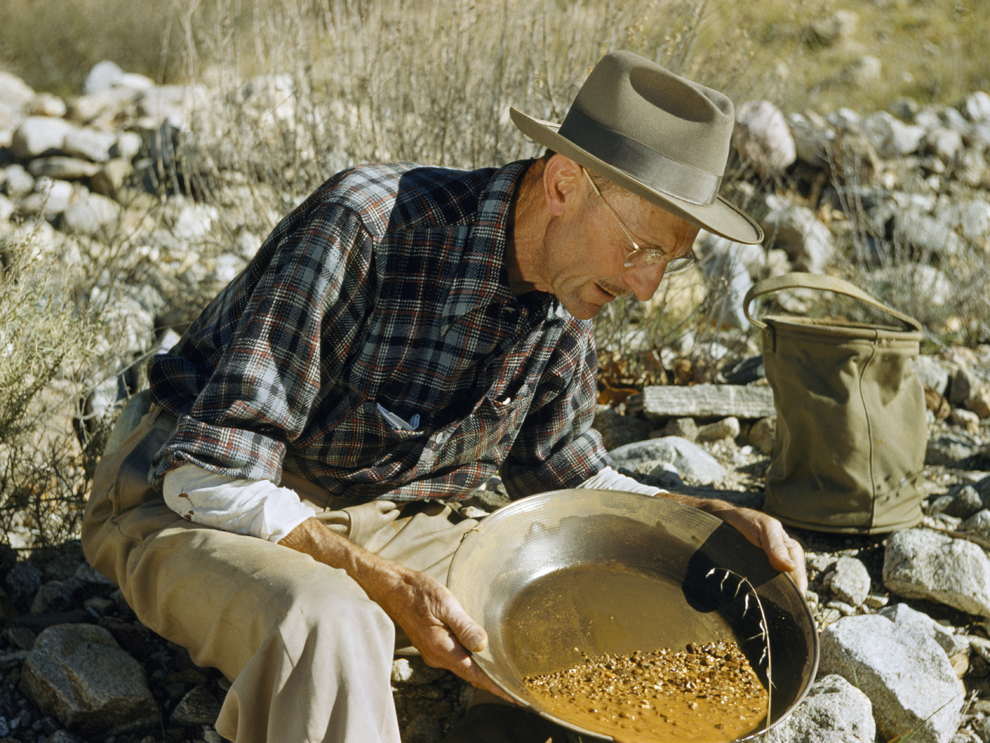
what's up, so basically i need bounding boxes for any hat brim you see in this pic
[510,107,763,245]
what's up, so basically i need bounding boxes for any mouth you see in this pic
[595,283,617,301]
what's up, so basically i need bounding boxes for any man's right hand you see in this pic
[280,518,511,701]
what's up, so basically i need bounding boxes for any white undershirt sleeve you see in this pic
[162,463,317,543]
[576,465,666,496]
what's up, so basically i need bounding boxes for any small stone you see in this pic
[169,685,222,727]
[659,417,698,441]
[695,417,740,443]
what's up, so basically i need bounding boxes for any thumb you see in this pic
[442,600,489,653]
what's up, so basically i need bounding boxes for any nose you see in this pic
[624,261,666,301]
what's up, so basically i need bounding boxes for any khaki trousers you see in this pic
[81,400,480,743]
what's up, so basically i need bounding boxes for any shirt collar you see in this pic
[440,159,553,331]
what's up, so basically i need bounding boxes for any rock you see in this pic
[820,614,963,743]
[659,417,698,441]
[862,111,926,158]
[30,578,81,614]
[695,417,740,443]
[747,417,775,455]
[82,61,125,96]
[943,486,985,519]
[868,264,953,308]
[27,93,68,118]
[948,366,981,407]
[62,193,121,237]
[113,130,144,161]
[20,624,160,737]
[892,212,964,258]
[609,437,728,485]
[808,10,860,46]
[914,356,953,396]
[391,657,444,686]
[6,561,43,611]
[0,193,14,222]
[17,178,74,217]
[964,92,990,123]
[3,163,35,199]
[28,156,102,180]
[169,685,222,727]
[928,127,965,163]
[0,71,36,109]
[845,55,882,87]
[11,116,75,159]
[732,100,796,178]
[592,406,652,452]
[883,528,990,616]
[698,239,753,327]
[788,110,834,167]
[637,384,774,420]
[927,432,982,467]
[828,557,872,607]
[765,674,875,743]
[951,408,981,433]
[759,194,836,273]
[879,603,970,657]
[63,128,118,163]
[961,510,990,544]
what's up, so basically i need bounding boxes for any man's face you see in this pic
[539,175,700,321]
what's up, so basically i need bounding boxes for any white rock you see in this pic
[964,91,990,123]
[609,437,728,485]
[732,99,796,178]
[927,127,965,163]
[64,127,118,163]
[0,194,14,223]
[820,614,963,743]
[0,71,36,109]
[765,674,875,743]
[28,156,102,180]
[63,194,121,237]
[788,111,834,167]
[82,61,125,96]
[829,556,872,607]
[760,194,836,273]
[26,93,68,118]
[113,130,144,161]
[11,116,75,159]
[3,164,35,199]
[883,528,990,616]
[879,602,970,657]
[18,179,74,216]
[846,55,882,87]
[862,111,926,158]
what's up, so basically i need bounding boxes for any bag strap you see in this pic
[743,272,923,333]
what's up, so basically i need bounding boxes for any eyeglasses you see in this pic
[582,168,696,274]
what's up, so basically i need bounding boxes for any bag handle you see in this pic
[743,273,923,333]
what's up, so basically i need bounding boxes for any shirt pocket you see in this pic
[432,384,531,468]
[320,400,428,473]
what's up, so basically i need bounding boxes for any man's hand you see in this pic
[655,493,808,593]
[280,518,510,700]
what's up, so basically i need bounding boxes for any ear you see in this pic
[542,154,582,217]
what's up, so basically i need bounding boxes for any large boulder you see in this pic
[820,615,963,743]
[883,528,990,616]
[20,624,160,737]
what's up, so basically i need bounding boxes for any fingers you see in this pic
[757,517,808,594]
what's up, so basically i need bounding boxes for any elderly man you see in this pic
[82,51,804,743]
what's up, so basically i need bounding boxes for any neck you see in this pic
[505,160,550,297]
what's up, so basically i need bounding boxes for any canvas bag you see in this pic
[743,273,927,534]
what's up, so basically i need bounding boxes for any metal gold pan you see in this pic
[447,489,819,741]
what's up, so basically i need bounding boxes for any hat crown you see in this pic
[563,51,734,179]
[509,50,763,244]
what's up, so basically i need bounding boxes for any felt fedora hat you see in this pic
[510,51,763,245]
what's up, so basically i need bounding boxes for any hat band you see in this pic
[560,109,723,206]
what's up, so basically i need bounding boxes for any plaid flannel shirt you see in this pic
[148,160,609,501]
